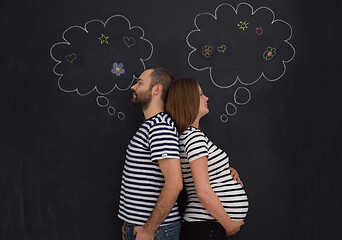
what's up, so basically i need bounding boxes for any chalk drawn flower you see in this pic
[111,62,125,76]
[263,47,277,61]
[202,45,213,58]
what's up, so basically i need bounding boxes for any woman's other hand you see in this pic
[224,220,244,236]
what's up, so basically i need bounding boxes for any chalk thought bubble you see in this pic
[186,2,295,88]
[50,15,153,96]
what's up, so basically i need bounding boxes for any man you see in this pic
[118,68,183,240]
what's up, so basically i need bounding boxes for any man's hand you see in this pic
[122,222,126,240]
[134,226,155,240]
[135,158,182,239]
[224,220,244,236]
[229,167,243,186]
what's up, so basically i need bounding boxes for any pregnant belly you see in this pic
[214,183,249,221]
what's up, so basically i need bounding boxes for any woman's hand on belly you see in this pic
[229,167,243,187]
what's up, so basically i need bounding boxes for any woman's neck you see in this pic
[191,119,200,129]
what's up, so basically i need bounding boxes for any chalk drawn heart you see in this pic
[66,53,77,63]
[123,37,136,48]
[256,27,263,36]
[217,45,227,53]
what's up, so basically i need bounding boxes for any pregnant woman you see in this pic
[166,78,248,240]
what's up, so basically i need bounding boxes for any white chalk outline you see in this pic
[122,36,136,48]
[96,96,109,107]
[50,14,154,96]
[220,114,229,122]
[107,106,116,116]
[225,102,238,116]
[234,87,251,105]
[186,2,296,88]
[118,112,126,120]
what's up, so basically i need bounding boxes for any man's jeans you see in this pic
[125,220,181,240]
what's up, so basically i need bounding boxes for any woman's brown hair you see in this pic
[165,78,200,135]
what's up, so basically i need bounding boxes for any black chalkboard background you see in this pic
[1,0,341,239]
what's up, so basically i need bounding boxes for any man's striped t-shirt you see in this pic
[179,126,249,222]
[118,112,181,226]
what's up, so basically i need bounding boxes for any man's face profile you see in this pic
[131,69,153,110]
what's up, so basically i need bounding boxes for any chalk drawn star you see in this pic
[98,34,109,44]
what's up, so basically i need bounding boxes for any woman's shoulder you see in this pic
[180,126,206,141]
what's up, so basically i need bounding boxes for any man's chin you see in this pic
[131,99,141,107]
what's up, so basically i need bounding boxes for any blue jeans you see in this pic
[125,220,181,240]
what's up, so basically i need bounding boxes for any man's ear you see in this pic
[152,84,163,96]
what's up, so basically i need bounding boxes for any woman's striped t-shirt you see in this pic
[118,112,181,226]
[179,126,248,222]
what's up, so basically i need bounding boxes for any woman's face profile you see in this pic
[197,84,209,118]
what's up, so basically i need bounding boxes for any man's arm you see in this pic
[134,158,182,240]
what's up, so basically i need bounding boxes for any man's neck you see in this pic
[143,104,164,119]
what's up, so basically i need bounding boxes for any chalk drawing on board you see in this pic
[217,45,227,53]
[111,62,125,76]
[186,2,296,89]
[263,47,276,61]
[187,2,295,122]
[96,96,109,107]
[50,15,153,117]
[106,105,125,120]
[107,106,116,116]
[255,27,263,36]
[65,53,77,63]
[237,21,249,31]
[202,45,213,58]
[220,102,238,123]
[225,102,238,116]
[123,37,136,47]
[234,87,251,105]
[118,112,125,120]
[219,87,251,122]
[98,34,109,44]
[220,114,229,123]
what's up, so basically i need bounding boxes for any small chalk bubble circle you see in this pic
[225,102,237,116]
[107,106,116,115]
[220,114,228,122]
[234,87,251,105]
[96,96,109,107]
[118,112,125,120]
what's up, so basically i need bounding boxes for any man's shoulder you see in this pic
[145,113,179,139]
[148,112,175,128]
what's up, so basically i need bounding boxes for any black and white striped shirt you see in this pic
[118,112,181,226]
[180,126,248,222]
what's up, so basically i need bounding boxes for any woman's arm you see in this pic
[190,156,243,236]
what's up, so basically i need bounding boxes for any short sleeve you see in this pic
[184,130,208,162]
[148,122,180,162]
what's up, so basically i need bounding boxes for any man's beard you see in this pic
[131,89,152,110]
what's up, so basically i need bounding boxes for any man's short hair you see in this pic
[149,68,174,103]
